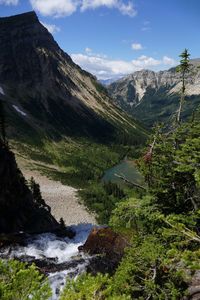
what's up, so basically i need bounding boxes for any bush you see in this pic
[0,259,51,300]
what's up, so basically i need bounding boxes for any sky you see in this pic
[0,0,200,80]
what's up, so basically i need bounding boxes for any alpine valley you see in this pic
[0,8,200,300]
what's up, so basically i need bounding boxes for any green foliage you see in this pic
[176,49,191,124]
[111,235,188,299]
[19,139,125,188]
[60,273,110,300]
[0,259,51,300]
[139,115,200,213]
[177,49,191,76]
[79,181,127,223]
[109,196,161,234]
[60,273,131,300]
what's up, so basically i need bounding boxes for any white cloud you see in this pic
[71,53,135,79]
[30,0,137,17]
[41,22,60,34]
[132,43,143,50]
[131,55,160,67]
[0,0,18,5]
[81,0,117,11]
[163,55,176,65]
[30,0,78,17]
[118,1,137,17]
[85,47,92,54]
[81,0,137,17]
[84,47,108,58]
[71,52,176,80]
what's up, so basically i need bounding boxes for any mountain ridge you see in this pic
[108,59,200,126]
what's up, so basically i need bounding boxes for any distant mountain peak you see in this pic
[108,60,200,127]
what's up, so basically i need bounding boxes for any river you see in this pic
[0,160,143,299]
[0,223,94,300]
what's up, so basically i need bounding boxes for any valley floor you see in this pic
[16,155,97,226]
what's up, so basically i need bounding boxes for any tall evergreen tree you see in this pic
[176,49,191,124]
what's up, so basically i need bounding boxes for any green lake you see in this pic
[103,159,144,187]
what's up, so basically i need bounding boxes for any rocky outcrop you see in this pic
[79,227,129,259]
[0,142,58,234]
[0,11,144,144]
[78,227,130,275]
[108,59,200,126]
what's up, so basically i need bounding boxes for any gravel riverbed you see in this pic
[16,156,97,226]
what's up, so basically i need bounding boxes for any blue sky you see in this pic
[0,0,199,79]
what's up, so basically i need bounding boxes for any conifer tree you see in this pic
[59,217,66,230]
[29,177,51,212]
[176,49,191,124]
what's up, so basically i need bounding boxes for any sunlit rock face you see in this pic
[108,59,200,126]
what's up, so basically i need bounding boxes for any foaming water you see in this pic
[0,223,95,300]
[49,261,88,300]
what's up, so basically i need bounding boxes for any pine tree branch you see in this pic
[164,219,200,243]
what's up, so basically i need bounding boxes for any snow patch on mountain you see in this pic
[12,105,27,116]
[0,86,5,95]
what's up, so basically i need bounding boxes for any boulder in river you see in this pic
[79,227,130,273]
[79,227,129,258]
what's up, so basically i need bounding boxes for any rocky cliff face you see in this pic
[0,11,143,144]
[0,141,58,234]
[108,59,200,126]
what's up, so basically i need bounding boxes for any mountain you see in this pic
[108,59,200,127]
[0,11,146,145]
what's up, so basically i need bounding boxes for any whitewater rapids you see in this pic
[0,223,94,300]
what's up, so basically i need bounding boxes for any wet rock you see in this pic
[53,227,76,239]
[0,232,27,248]
[33,257,86,274]
[79,227,130,274]
[86,255,119,276]
[183,271,200,300]
[79,227,129,259]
